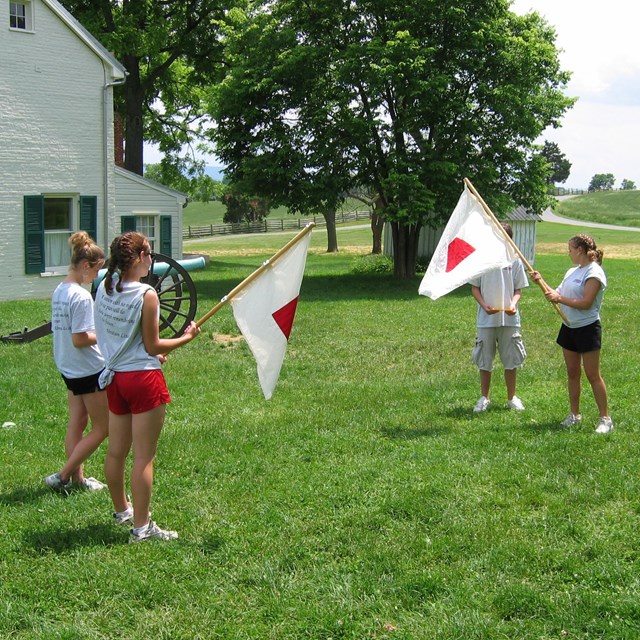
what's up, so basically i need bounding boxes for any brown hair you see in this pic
[500,222,513,239]
[68,231,104,268]
[570,234,603,265]
[103,231,149,294]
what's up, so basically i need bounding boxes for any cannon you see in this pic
[1,253,203,343]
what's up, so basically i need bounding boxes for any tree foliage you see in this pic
[221,192,270,224]
[144,162,224,203]
[209,0,574,277]
[59,0,234,175]
[589,173,616,192]
[540,141,571,185]
[620,179,636,191]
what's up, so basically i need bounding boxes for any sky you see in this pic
[145,1,640,190]
[511,0,640,188]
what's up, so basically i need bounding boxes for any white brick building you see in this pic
[0,0,186,302]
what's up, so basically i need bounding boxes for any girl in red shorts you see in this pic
[94,232,200,542]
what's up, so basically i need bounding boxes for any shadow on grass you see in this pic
[23,523,125,554]
[522,421,573,433]
[192,268,472,305]
[381,425,451,439]
[0,485,52,506]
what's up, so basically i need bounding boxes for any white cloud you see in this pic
[511,0,640,188]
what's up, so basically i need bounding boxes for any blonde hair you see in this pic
[103,231,149,294]
[570,234,603,265]
[68,231,104,268]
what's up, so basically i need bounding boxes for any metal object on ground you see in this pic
[1,253,202,343]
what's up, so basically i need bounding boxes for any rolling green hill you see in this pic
[553,189,640,227]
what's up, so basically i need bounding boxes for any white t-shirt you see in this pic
[51,282,105,378]
[94,278,161,386]
[557,262,607,328]
[469,259,529,328]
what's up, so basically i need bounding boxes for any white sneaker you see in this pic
[507,396,525,411]
[129,520,178,543]
[76,477,107,491]
[113,505,151,526]
[113,506,134,526]
[595,416,613,434]
[44,473,72,494]
[561,413,582,428]
[473,396,491,413]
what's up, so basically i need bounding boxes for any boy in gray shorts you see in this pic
[469,223,529,413]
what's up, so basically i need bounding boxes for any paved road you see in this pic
[542,207,640,233]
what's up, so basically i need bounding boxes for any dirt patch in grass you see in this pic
[212,333,243,345]
[537,242,640,260]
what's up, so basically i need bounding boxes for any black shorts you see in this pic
[61,371,104,396]
[556,320,602,353]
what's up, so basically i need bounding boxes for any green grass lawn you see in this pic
[1,217,640,638]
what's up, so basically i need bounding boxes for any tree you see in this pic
[60,0,233,175]
[621,179,636,190]
[222,191,270,223]
[144,161,224,203]
[210,0,574,277]
[540,141,571,185]
[348,187,384,254]
[588,173,615,192]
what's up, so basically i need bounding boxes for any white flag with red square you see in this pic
[230,231,311,399]
[418,185,517,300]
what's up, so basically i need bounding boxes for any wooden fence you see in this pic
[182,209,372,239]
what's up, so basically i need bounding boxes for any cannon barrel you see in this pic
[1,254,204,343]
[93,256,206,288]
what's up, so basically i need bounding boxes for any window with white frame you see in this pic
[24,194,97,275]
[44,197,74,269]
[10,1,33,31]
[134,215,157,250]
[120,214,172,258]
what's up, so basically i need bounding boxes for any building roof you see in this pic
[43,0,126,80]
[506,205,542,222]
[115,166,188,204]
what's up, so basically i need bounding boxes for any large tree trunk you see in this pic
[390,221,420,279]
[324,209,338,253]
[122,55,145,176]
[371,195,385,254]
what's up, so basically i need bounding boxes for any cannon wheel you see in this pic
[141,252,198,339]
[1,253,198,344]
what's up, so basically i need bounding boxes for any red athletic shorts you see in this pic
[106,369,171,415]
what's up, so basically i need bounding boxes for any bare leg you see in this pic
[59,390,109,483]
[104,411,132,514]
[59,391,88,483]
[131,404,166,529]
[582,350,609,417]
[480,370,492,398]
[504,369,517,400]
[562,348,582,416]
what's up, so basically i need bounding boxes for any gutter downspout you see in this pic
[103,63,127,249]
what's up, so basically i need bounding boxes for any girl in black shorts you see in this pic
[531,234,612,433]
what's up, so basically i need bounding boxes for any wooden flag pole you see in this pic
[195,222,316,328]
[463,177,569,325]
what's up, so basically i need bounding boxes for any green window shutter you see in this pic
[121,216,136,232]
[79,196,98,241]
[24,195,45,274]
[160,216,172,256]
